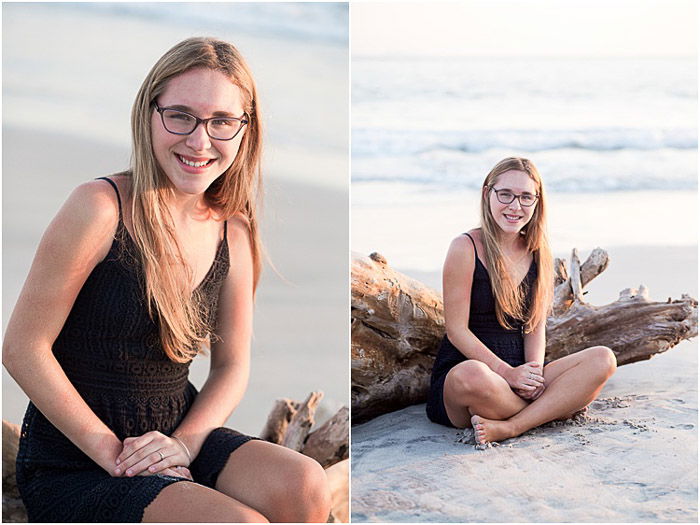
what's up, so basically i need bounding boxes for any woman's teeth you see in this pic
[178,155,211,167]
[505,214,521,220]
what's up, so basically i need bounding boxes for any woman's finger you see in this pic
[121,449,173,477]
[115,442,168,476]
[117,433,156,465]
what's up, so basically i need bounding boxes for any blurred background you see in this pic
[352,0,697,286]
[3,2,348,436]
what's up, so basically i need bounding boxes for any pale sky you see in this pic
[352,0,697,58]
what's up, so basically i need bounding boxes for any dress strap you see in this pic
[95,177,122,219]
[462,232,477,258]
[223,219,228,240]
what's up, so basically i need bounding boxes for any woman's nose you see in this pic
[185,122,212,151]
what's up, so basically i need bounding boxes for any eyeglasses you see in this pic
[154,103,249,141]
[490,186,539,207]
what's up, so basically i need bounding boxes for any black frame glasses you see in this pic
[154,102,249,141]
[490,186,539,207]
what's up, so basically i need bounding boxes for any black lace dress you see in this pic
[15,177,257,522]
[426,232,537,427]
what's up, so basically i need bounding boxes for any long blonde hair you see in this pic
[129,37,263,363]
[479,157,553,333]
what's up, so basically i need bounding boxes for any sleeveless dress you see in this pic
[426,232,537,428]
[15,177,258,522]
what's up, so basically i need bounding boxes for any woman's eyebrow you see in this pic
[166,104,239,117]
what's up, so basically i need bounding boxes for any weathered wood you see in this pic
[552,247,609,315]
[303,407,349,468]
[351,249,697,424]
[281,391,324,452]
[325,459,349,523]
[547,289,698,365]
[260,398,298,444]
[3,420,27,523]
[352,252,445,424]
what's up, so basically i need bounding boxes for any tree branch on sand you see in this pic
[351,249,698,425]
[2,396,349,523]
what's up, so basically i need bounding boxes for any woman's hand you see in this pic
[516,381,546,401]
[138,466,194,481]
[504,361,544,391]
[114,431,192,477]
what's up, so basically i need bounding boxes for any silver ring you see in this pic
[158,451,165,462]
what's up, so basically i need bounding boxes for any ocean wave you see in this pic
[353,127,697,157]
[352,148,698,193]
[59,3,348,44]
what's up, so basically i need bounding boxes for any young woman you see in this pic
[3,37,330,523]
[425,157,617,445]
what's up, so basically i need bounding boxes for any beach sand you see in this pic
[2,126,348,437]
[351,245,698,522]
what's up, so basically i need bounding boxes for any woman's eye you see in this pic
[521,195,535,204]
[167,112,194,122]
[211,119,235,127]
[498,191,514,199]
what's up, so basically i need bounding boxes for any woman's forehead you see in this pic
[494,170,537,191]
[159,68,244,113]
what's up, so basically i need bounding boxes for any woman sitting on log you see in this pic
[426,157,617,444]
[2,37,330,522]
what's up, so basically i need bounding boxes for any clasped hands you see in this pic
[112,431,193,480]
[506,361,545,401]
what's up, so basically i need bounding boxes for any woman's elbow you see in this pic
[2,339,20,373]
[444,322,466,343]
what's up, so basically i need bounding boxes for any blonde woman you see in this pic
[3,38,330,522]
[425,157,617,444]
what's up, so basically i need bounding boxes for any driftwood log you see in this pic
[351,249,698,424]
[2,395,349,523]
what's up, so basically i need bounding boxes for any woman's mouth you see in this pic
[504,214,522,223]
[176,154,215,168]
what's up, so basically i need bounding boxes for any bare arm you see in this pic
[523,318,546,368]
[443,234,513,377]
[2,181,124,473]
[517,318,547,400]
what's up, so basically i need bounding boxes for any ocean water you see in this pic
[352,56,698,270]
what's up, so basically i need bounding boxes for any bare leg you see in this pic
[142,481,268,523]
[214,440,331,523]
[472,346,617,444]
[443,359,528,428]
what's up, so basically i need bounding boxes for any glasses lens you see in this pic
[207,118,244,140]
[161,109,197,134]
[520,194,536,206]
[496,190,514,204]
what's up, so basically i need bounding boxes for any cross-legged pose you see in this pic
[425,157,617,445]
[3,37,330,522]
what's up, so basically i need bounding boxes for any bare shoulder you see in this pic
[445,232,476,274]
[447,232,476,262]
[224,213,254,260]
[60,179,120,232]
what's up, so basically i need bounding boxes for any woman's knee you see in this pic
[586,345,617,380]
[143,481,269,523]
[445,360,495,399]
[269,454,331,523]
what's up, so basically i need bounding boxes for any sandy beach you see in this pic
[351,244,698,522]
[2,3,348,437]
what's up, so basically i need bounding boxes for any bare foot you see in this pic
[470,414,515,445]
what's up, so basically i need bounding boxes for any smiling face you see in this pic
[151,67,246,197]
[486,169,539,235]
